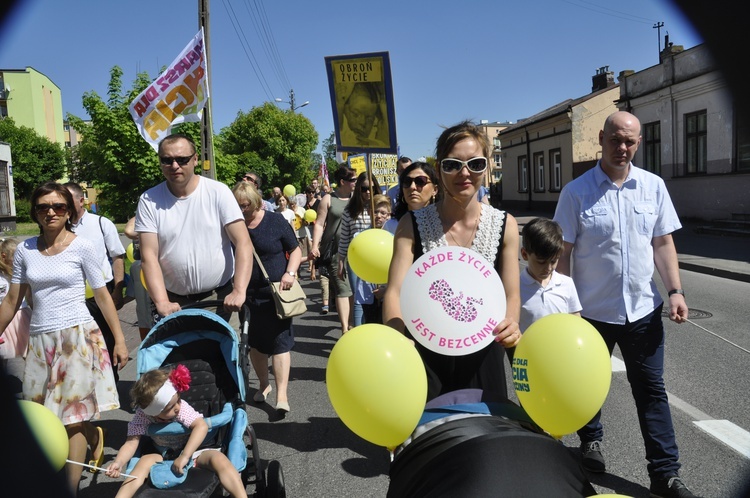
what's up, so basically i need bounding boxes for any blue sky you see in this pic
[1,0,702,159]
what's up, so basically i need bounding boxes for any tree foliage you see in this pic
[217,103,318,196]
[321,130,339,173]
[0,117,66,199]
[67,66,162,221]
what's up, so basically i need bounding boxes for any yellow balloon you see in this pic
[331,182,337,189]
[283,184,296,197]
[513,313,611,437]
[140,269,148,291]
[304,209,317,223]
[347,228,394,284]
[326,324,427,447]
[126,242,135,263]
[85,281,94,299]
[18,400,69,471]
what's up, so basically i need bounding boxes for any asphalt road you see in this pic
[69,265,750,498]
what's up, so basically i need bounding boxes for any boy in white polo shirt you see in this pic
[519,217,581,333]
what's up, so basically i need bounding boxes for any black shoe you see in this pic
[650,476,701,498]
[580,440,606,473]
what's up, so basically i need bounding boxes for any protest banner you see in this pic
[324,52,397,154]
[129,29,209,151]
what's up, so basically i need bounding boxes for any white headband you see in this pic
[143,380,177,416]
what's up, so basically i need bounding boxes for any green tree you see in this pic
[217,103,318,195]
[0,117,66,199]
[67,66,162,221]
[321,130,338,177]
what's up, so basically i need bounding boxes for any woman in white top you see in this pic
[0,182,128,495]
[382,121,522,402]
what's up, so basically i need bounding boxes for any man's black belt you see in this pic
[167,279,233,302]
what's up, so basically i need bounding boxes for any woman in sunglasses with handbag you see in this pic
[232,181,302,414]
[383,162,439,234]
[0,181,128,495]
[383,121,522,402]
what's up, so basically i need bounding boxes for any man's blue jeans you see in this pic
[577,304,681,480]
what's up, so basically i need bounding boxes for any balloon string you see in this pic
[685,318,750,355]
[65,459,136,478]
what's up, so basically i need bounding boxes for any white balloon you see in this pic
[400,247,506,356]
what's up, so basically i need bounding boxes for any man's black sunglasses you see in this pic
[159,155,194,166]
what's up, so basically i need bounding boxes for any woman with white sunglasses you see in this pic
[383,120,521,402]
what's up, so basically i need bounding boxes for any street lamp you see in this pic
[275,88,309,112]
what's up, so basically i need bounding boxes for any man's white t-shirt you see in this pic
[135,177,243,296]
[71,210,126,283]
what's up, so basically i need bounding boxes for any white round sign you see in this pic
[400,246,506,356]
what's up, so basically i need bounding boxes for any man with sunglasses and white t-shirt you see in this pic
[136,134,252,322]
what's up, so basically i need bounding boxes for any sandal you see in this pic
[88,426,105,472]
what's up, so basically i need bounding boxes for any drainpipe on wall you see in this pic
[525,128,533,210]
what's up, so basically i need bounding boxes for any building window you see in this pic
[549,149,562,191]
[518,155,528,192]
[737,112,750,172]
[533,152,544,192]
[494,153,502,169]
[685,111,707,174]
[644,121,661,175]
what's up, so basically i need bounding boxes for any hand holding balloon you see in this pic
[492,317,521,348]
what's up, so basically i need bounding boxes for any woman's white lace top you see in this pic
[413,204,505,263]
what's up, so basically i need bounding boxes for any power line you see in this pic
[562,0,658,25]
[220,0,275,102]
[245,0,291,95]
[241,0,288,92]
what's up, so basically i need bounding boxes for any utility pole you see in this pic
[653,22,664,59]
[276,88,309,112]
[198,0,216,179]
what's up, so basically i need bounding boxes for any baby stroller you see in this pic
[127,300,285,497]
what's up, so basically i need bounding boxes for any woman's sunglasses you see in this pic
[35,203,68,216]
[440,157,488,174]
[360,186,374,193]
[402,176,431,188]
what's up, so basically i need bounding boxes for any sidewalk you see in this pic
[511,208,750,284]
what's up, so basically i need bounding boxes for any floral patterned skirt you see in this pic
[23,320,120,425]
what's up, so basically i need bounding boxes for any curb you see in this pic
[678,262,750,284]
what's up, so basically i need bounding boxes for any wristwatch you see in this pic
[667,288,685,297]
[287,271,296,277]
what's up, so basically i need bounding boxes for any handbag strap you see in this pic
[252,250,272,284]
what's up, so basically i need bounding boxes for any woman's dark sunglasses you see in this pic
[402,176,431,188]
[360,186,374,193]
[35,203,68,215]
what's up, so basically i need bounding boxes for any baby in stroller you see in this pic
[105,365,247,498]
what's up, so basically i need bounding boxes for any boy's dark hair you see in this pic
[521,217,563,260]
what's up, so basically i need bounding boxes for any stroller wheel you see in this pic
[265,460,285,498]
